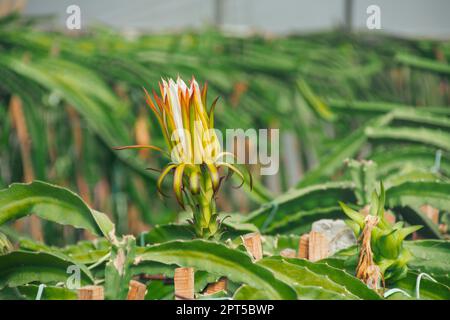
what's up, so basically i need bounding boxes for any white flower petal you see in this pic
[168,79,187,151]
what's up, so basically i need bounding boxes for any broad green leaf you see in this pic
[366,126,450,152]
[0,181,113,238]
[234,283,345,300]
[391,108,450,130]
[371,146,450,178]
[234,285,270,299]
[285,258,380,300]
[18,285,77,300]
[194,271,221,293]
[145,280,174,300]
[329,99,450,117]
[131,260,176,278]
[263,206,343,235]
[140,219,258,245]
[386,181,450,210]
[140,224,195,245]
[393,271,450,300]
[404,240,450,287]
[136,239,297,300]
[258,257,380,300]
[246,181,355,230]
[19,238,110,265]
[0,251,93,289]
[0,287,26,300]
[386,181,450,238]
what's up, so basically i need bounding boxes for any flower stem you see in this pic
[192,170,219,238]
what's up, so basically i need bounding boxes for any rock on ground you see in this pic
[311,219,356,255]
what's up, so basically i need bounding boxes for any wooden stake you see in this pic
[420,204,439,224]
[308,231,329,262]
[241,232,263,261]
[205,277,227,295]
[9,95,43,242]
[77,286,104,300]
[297,233,310,259]
[127,280,147,300]
[174,267,194,300]
[385,210,396,224]
[280,248,296,258]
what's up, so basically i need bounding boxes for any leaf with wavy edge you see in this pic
[0,181,114,239]
[0,251,94,289]
[284,258,380,299]
[234,283,352,300]
[259,257,380,300]
[245,181,355,229]
[404,240,450,287]
[135,239,297,300]
[393,271,450,300]
[18,285,77,300]
[386,181,450,210]
[366,126,450,152]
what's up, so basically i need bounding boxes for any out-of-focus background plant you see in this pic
[0,0,449,301]
[0,1,449,245]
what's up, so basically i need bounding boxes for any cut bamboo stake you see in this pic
[174,267,194,300]
[308,231,329,262]
[205,277,228,295]
[280,248,296,258]
[67,106,95,241]
[127,280,147,300]
[420,204,439,224]
[241,232,263,261]
[297,233,310,259]
[9,95,43,242]
[77,286,104,300]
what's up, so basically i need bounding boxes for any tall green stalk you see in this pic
[191,171,218,238]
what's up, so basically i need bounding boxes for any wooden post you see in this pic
[280,248,296,258]
[77,285,104,300]
[205,277,228,295]
[308,231,329,262]
[420,204,439,224]
[127,280,147,300]
[241,232,263,261]
[9,95,43,242]
[174,267,194,300]
[297,233,310,259]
